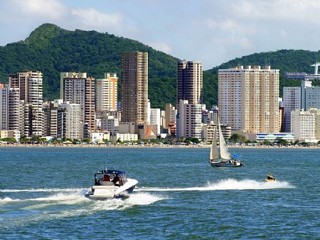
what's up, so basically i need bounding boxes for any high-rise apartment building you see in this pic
[218,65,280,134]
[283,87,301,132]
[121,52,148,125]
[177,60,203,106]
[9,71,43,136]
[96,73,118,112]
[60,72,95,138]
[177,100,203,138]
[0,87,9,130]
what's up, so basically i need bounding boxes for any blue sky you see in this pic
[1,0,320,70]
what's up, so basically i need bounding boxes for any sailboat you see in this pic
[209,118,244,168]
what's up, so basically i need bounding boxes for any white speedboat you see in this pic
[85,169,138,200]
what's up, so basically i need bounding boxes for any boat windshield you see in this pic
[94,170,127,185]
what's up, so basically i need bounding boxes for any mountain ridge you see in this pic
[1,23,319,108]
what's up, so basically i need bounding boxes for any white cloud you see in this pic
[233,0,320,24]
[2,0,320,67]
[9,0,68,20]
[71,8,123,30]
[148,42,172,54]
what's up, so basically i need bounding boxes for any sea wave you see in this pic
[0,188,85,193]
[137,178,295,192]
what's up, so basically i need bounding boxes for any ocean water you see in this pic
[0,146,319,239]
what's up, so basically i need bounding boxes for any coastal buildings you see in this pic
[9,71,43,136]
[218,65,280,134]
[2,55,320,144]
[176,60,204,138]
[60,72,95,138]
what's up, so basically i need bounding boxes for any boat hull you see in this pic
[85,178,138,200]
[209,160,244,168]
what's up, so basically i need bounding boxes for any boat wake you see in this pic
[0,188,164,229]
[0,188,84,193]
[0,188,164,207]
[137,178,295,192]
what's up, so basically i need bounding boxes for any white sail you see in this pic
[218,118,231,161]
[210,129,220,161]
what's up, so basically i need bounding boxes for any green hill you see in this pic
[1,23,320,109]
[0,23,178,108]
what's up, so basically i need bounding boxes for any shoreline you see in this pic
[0,143,319,149]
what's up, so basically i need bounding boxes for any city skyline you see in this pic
[1,0,320,69]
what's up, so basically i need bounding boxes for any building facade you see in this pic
[60,72,95,138]
[283,87,301,132]
[291,109,316,142]
[9,71,43,136]
[96,73,118,112]
[177,60,203,106]
[121,52,148,125]
[218,65,280,134]
[177,100,203,138]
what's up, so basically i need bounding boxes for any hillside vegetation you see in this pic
[0,23,319,108]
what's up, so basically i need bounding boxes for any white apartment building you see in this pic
[291,109,316,142]
[218,65,280,134]
[283,87,301,132]
[177,100,203,138]
[96,73,118,112]
[65,103,83,140]
[150,108,161,136]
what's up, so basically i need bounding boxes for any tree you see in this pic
[229,133,246,143]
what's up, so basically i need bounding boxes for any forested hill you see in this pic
[0,23,178,108]
[0,23,320,108]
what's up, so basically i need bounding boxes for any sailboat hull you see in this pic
[209,160,244,168]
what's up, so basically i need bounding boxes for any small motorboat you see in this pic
[265,173,276,182]
[85,169,138,200]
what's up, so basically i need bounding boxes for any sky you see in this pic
[1,0,320,70]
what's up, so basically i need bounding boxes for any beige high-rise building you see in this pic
[121,52,148,125]
[96,73,118,112]
[60,72,95,138]
[177,60,203,106]
[218,65,280,134]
